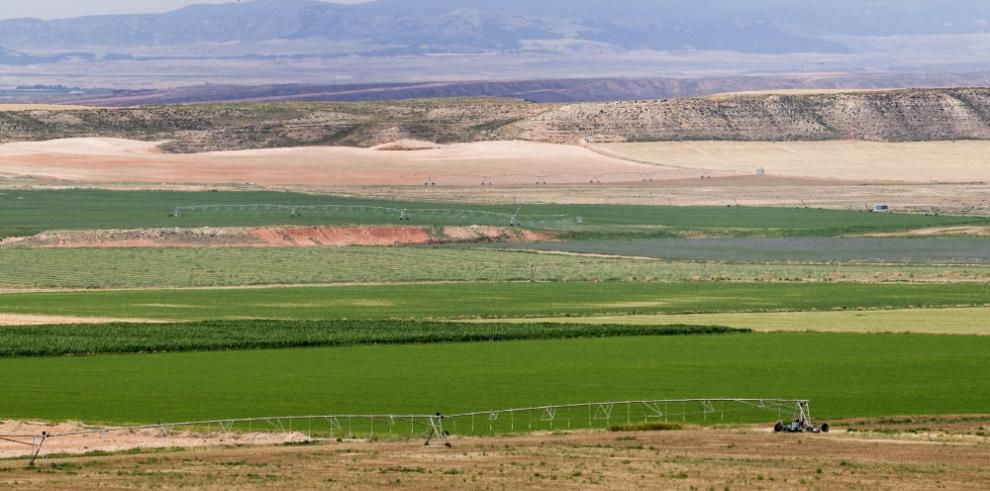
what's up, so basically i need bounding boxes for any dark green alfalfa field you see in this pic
[1,188,988,431]
[0,281,985,321]
[0,331,986,426]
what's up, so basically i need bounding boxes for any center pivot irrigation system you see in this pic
[172,204,579,229]
[413,171,663,186]
[1,398,822,466]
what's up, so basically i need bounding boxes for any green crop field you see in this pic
[495,237,990,263]
[2,247,988,289]
[2,187,989,437]
[0,282,986,321]
[1,189,984,238]
[0,333,986,425]
[0,320,739,358]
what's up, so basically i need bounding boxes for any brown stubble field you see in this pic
[3,420,988,490]
[0,138,673,187]
[317,180,990,216]
[2,137,990,215]
[594,140,990,183]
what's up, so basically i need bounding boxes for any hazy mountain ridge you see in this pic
[0,0,987,88]
[354,0,990,36]
[3,0,973,56]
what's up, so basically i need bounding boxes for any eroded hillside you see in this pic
[0,99,550,152]
[509,88,990,143]
[2,88,990,151]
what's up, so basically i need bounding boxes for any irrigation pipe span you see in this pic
[2,398,815,465]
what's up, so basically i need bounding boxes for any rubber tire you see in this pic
[820,423,830,433]
[773,422,784,433]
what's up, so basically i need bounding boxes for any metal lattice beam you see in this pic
[0,398,812,463]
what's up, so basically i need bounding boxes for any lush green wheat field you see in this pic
[0,321,738,357]
[0,333,986,425]
[0,282,986,321]
[2,189,988,430]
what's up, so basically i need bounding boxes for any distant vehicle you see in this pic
[871,203,891,213]
[774,418,830,433]
[773,400,829,433]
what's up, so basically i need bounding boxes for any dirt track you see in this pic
[0,314,163,326]
[2,419,988,490]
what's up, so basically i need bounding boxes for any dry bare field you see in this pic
[595,140,990,183]
[0,420,308,460]
[0,138,990,215]
[11,138,990,188]
[0,138,676,187]
[2,423,988,490]
[311,181,990,216]
[4,137,990,215]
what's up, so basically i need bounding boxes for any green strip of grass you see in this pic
[0,282,986,321]
[492,237,990,263]
[0,333,986,424]
[0,321,741,358]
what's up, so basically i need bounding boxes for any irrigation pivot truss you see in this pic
[407,171,663,186]
[2,398,815,465]
[172,204,577,229]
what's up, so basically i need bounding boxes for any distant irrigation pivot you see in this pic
[171,203,579,229]
[3,398,816,465]
[410,171,662,186]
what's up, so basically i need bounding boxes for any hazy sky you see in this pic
[0,0,367,20]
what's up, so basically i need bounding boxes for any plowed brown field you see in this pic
[5,137,990,215]
[0,138,676,187]
[595,140,990,183]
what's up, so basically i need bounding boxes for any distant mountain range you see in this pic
[0,0,987,88]
[1,0,986,56]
